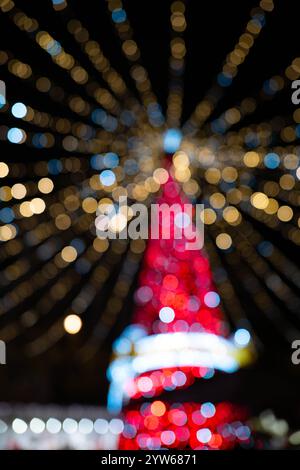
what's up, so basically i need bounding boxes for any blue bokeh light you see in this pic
[112,8,126,23]
[7,128,24,144]
[204,291,220,308]
[163,128,182,153]
[99,170,116,186]
[234,328,251,347]
[200,402,216,418]
[264,152,280,169]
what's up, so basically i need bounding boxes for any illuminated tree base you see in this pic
[118,401,250,450]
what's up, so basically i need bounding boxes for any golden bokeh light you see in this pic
[63,314,82,335]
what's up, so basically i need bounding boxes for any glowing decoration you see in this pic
[112,8,127,24]
[11,183,26,199]
[159,306,175,323]
[243,151,260,167]
[108,165,253,450]
[216,233,232,250]
[153,168,169,184]
[197,427,212,443]
[78,418,93,434]
[29,198,46,214]
[204,291,220,308]
[61,246,77,262]
[94,419,109,435]
[251,192,269,210]
[62,418,77,434]
[277,205,293,222]
[200,402,216,418]
[38,178,54,194]
[7,128,26,144]
[0,162,8,178]
[30,418,45,434]
[100,170,116,186]
[63,314,82,334]
[264,152,280,169]
[234,329,251,347]
[12,419,27,434]
[103,152,119,168]
[11,102,27,118]
[119,401,249,450]
[46,418,61,434]
[0,207,14,223]
[163,129,182,153]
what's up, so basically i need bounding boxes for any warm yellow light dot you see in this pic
[36,76,51,92]
[284,154,299,169]
[0,224,17,241]
[122,40,138,57]
[209,192,226,209]
[216,233,232,250]
[153,168,169,185]
[144,177,160,193]
[11,183,26,199]
[183,179,199,196]
[277,205,293,222]
[251,192,269,209]
[19,201,33,217]
[223,206,240,224]
[130,239,146,254]
[173,151,189,169]
[243,151,260,168]
[222,166,238,183]
[0,162,9,178]
[63,314,82,335]
[132,184,149,201]
[260,0,274,12]
[30,197,46,214]
[61,245,77,262]
[82,197,97,213]
[93,238,109,253]
[98,198,114,214]
[200,208,217,225]
[227,188,242,205]
[224,108,241,124]
[205,168,221,184]
[55,214,71,230]
[71,66,88,84]
[89,174,102,190]
[174,167,191,183]
[279,174,295,190]
[38,177,54,194]
[264,198,279,214]
[0,186,12,201]
[263,181,279,197]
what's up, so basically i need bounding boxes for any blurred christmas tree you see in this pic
[108,154,254,450]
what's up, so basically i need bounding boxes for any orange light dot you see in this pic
[210,433,223,448]
[151,401,166,417]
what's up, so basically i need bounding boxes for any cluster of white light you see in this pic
[1,417,124,435]
[108,329,252,412]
